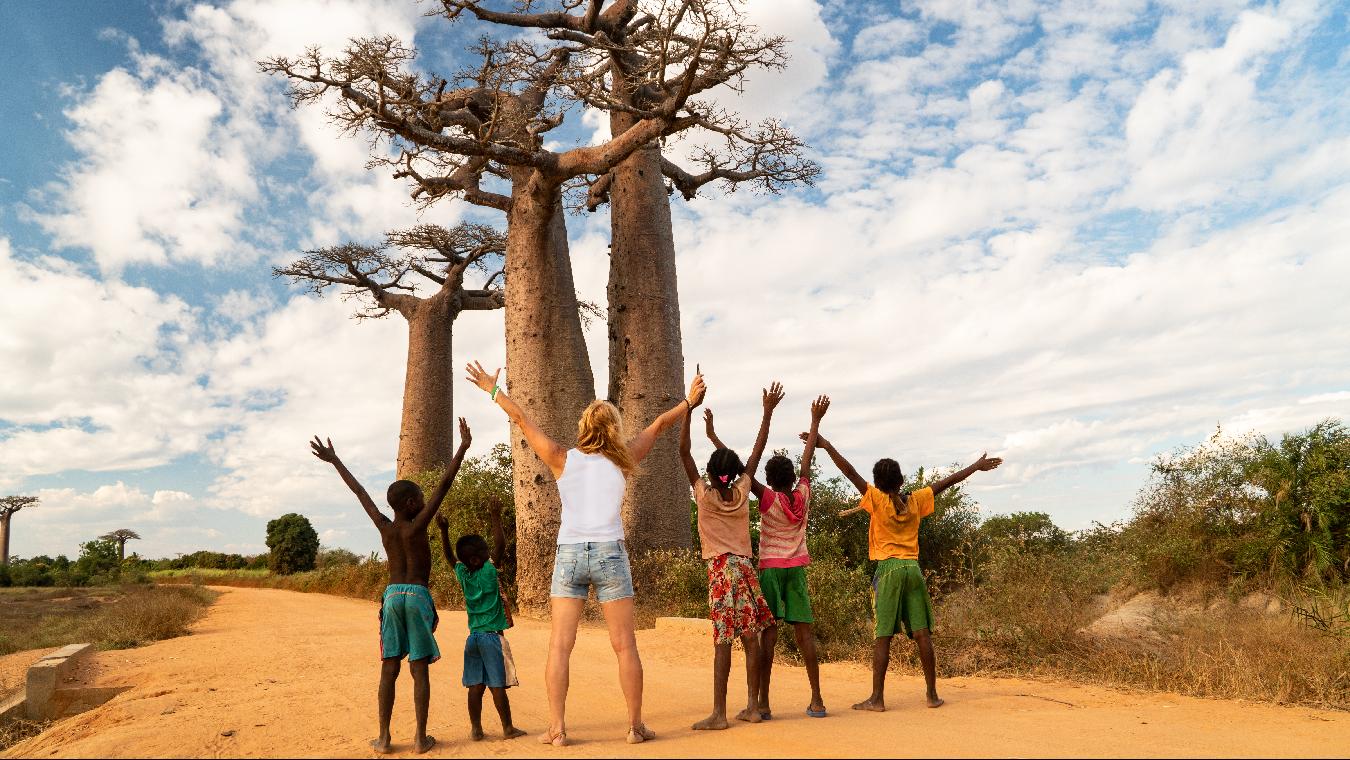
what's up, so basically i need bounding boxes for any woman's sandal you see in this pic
[537,728,568,747]
[626,724,656,744]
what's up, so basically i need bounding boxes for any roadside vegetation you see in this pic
[0,585,217,658]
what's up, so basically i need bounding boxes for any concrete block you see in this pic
[25,643,93,720]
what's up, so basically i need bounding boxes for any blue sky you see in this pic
[2,0,1348,561]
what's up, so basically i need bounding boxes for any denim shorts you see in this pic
[550,541,635,602]
[462,631,512,689]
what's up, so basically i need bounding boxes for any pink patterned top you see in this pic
[757,476,811,569]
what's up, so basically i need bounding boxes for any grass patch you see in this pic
[0,585,217,656]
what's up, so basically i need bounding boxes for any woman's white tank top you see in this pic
[555,449,627,544]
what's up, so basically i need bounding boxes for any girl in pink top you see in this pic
[705,394,830,719]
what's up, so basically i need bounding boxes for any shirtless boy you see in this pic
[309,417,472,754]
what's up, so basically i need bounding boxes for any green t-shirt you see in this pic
[454,561,508,633]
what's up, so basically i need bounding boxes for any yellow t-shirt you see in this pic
[859,484,935,561]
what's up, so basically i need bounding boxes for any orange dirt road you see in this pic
[6,587,1347,758]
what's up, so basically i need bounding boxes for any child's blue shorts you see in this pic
[463,631,510,688]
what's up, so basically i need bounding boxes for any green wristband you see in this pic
[490,384,500,400]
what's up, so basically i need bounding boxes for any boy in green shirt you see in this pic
[436,496,526,741]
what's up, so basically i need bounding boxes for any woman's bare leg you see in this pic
[600,596,649,738]
[543,597,584,743]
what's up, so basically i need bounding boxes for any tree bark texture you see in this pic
[607,133,691,550]
[506,172,597,613]
[0,514,10,565]
[395,290,459,479]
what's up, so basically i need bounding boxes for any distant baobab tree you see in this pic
[275,223,505,479]
[0,495,40,566]
[99,528,142,562]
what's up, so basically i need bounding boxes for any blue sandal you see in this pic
[806,707,827,718]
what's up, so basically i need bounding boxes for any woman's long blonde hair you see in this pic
[576,400,635,476]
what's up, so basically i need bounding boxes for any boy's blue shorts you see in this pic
[380,584,440,663]
[463,631,511,688]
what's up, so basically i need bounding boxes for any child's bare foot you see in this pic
[692,713,729,730]
[852,697,886,712]
[470,725,485,741]
[927,693,945,708]
[626,724,655,744]
[735,707,763,723]
[503,726,527,740]
[414,735,436,754]
[369,737,393,754]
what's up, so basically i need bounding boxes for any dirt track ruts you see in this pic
[5,586,1347,758]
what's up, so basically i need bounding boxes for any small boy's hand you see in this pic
[703,408,715,430]
[458,417,472,448]
[810,394,830,422]
[434,513,449,531]
[800,431,829,447]
[487,496,502,519]
[309,436,338,463]
[763,381,785,411]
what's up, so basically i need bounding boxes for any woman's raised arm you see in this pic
[465,360,568,478]
[628,370,706,465]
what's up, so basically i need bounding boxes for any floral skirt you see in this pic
[707,553,774,645]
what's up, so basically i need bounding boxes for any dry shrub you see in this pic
[631,549,708,627]
[935,543,1121,672]
[87,586,217,650]
[1062,607,1350,707]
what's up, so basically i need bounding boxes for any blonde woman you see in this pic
[465,360,706,747]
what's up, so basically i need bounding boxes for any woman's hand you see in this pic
[464,360,500,395]
[686,371,707,408]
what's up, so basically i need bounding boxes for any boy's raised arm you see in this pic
[435,513,457,565]
[804,431,869,496]
[745,382,784,500]
[488,496,507,567]
[415,417,473,530]
[931,452,1004,496]
[310,436,387,527]
[702,408,730,450]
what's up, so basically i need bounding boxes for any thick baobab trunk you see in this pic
[0,514,11,565]
[395,290,458,480]
[607,136,691,550]
[506,173,596,613]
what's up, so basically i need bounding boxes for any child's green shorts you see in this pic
[380,583,441,662]
[871,559,933,639]
[758,565,814,624]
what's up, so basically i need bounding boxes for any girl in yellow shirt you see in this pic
[811,432,1002,710]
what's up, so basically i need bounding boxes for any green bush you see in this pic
[266,513,319,575]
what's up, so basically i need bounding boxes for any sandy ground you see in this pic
[5,587,1347,758]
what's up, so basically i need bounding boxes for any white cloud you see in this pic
[0,238,223,486]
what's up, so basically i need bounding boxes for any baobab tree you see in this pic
[262,2,796,610]
[438,0,820,547]
[98,528,142,562]
[0,495,39,566]
[276,223,505,478]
